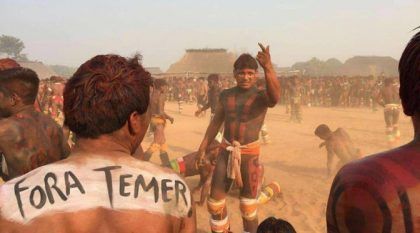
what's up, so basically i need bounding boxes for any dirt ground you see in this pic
[0,102,413,233]
[144,102,413,233]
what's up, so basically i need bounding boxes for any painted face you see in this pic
[234,68,257,90]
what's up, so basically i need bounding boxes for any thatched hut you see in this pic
[166,49,236,76]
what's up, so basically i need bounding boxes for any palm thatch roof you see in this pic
[166,48,236,74]
[146,67,163,75]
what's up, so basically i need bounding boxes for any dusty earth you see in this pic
[0,102,413,233]
[146,102,413,233]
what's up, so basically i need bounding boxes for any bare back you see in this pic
[0,109,69,180]
[150,90,163,116]
[327,128,359,163]
[0,154,195,233]
[327,144,420,232]
[380,85,400,105]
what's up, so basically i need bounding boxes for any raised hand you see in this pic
[256,43,273,69]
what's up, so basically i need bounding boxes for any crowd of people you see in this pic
[0,30,418,233]
[162,75,396,108]
[152,74,399,128]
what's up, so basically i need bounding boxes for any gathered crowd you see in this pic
[0,31,418,233]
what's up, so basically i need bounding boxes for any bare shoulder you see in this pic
[36,112,62,131]
[218,87,235,101]
[333,144,420,188]
[336,127,346,133]
[327,145,420,232]
[220,87,235,95]
[0,118,22,140]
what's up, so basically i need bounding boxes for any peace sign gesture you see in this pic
[256,43,273,69]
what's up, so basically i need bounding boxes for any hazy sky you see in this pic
[1,0,419,70]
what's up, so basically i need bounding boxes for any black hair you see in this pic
[234,53,258,71]
[0,67,39,104]
[257,217,297,233]
[399,28,420,116]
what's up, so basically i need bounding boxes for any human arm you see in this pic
[60,126,71,158]
[196,100,225,165]
[160,95,174,124]
[326,145,334,178]
[0,152,6,181]
[256,43,280,107]
[375,89,385,107]
[0,121,23,180]
[195,102,210,116]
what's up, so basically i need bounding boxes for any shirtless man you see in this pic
[196,77,208,118]
[195,74,221,120]
[0,54,195,233]
[314,124,361,178]
[326,30,420,233]
[144,78,174,167]
[0,68,70,181]
[289,76,302,123]
[0,58,20,180]
[376,77,401,145]
[196,74,223,141]
[196,43,280,233]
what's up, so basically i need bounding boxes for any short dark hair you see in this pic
[153,78,167,90]
[50,76,66,83]
[399,29,420,116]
[314,124,331,137]
[207,73,220,82]
[0,67,39,105]
[257,217,296,233]
[234,53,258,71]
[63,54,152,139]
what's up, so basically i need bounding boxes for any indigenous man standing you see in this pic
[314,124,361,178]
[376,77,401,146]
[289,76,302,123]
[196,77,208,118]
[0,67,70,181]
[144,78,174,166]
[196,74,222,120]
[0,54,195,233]
[326,30,420,232]
[196,43,280,233]
[195,74,223,141]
